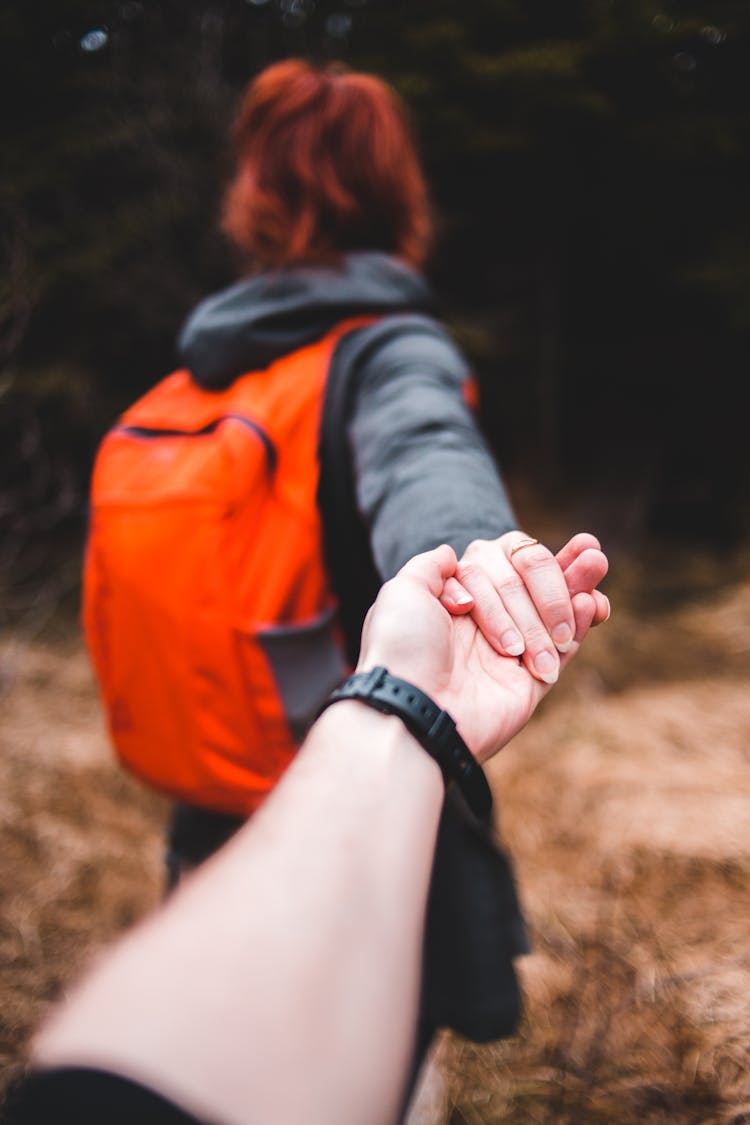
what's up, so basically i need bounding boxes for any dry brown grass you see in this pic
[0,633,168,1100]
[2,543,750,1123]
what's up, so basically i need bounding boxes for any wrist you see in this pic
[311,699,444,793]
[318,667,493,820]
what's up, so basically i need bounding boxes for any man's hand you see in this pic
[445,531,610,685]
[357,542,609,763]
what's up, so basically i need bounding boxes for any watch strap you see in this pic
[318,666,492,820]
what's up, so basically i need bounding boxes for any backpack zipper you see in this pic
[117,414,277,473]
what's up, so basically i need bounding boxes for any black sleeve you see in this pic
[2,1068,203,1125]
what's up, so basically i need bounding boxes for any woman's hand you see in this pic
[357,541,608,763]
[449,531,610,685]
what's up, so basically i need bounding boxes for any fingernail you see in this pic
[453,589,474,605]
[501,630,524,656]
[552,623,573,652]
[603,596,611,622]
[534,650,559,684]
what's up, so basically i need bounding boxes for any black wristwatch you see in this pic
[317,666,492,819]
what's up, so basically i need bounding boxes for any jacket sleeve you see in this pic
[344,316,518,580]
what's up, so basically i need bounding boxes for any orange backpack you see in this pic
[82,318,371,816]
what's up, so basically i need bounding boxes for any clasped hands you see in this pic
[358,531,609,764]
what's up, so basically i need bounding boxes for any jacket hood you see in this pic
[177,252,436,389]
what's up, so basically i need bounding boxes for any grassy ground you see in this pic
[1,540,749,1123]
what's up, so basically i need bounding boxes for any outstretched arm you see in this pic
[29,544,608,1125]
[32,703,442,1125]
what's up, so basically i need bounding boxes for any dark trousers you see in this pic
[165,786,528,1119]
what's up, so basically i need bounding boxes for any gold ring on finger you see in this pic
[509,536,540,559]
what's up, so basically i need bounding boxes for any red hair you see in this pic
[221,59,432,269]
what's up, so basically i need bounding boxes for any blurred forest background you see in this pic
[2,0,750,633]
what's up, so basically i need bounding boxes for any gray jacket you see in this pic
[178,251,517,586]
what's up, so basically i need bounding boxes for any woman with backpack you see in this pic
[82,58,610,1118]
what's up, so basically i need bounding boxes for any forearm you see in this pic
[33,703,444,1125]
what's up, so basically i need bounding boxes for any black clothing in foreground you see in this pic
[3,1068,199,1125]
